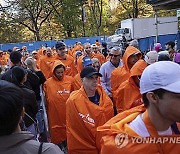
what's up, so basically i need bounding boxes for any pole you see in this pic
[154,8,158,43]
[82,6,86,37]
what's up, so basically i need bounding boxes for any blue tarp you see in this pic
[0,36,108,52]
[138,34,178,52]
[0,34,179,52]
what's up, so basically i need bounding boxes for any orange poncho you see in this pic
[111,46,142,102]
[114,59,147,113]
[44,61,73,144]
[66,85,114,154]
[98,105,180,154]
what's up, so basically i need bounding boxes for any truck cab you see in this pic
[106,28,132,48]
[115,28,132,41]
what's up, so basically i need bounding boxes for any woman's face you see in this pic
[54,67,65,80]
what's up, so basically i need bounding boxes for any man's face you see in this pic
[57,46,66,58]
[109,50,121,65]
[46,49,52,57]
[82,74,98,91]
[24,53,29,58]
[165,44,170,50]
[54,67,65,80]
[84,44,92,55]
[32,53,38,59]
[92,46,98,53]
[156,91,180,122]
[128,54,140,68]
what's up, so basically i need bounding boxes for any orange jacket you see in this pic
[111,46,141,102]
[72,73,82,91]
[44,61,73,144]
[37,48,46,59]
[95,42,101,47]
[77,53,95,73]
[66,85,114,154]
[54,54,77,77]
[114,60,147,113]
[69,45,83,58]
[35,55,45,69]
[93,51,106,65]
[39,55,55,79]
[98,105,180,154]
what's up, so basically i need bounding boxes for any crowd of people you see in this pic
[0,39,180,154]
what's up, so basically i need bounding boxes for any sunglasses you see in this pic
[85,47,91,49]
[109,54,120,57]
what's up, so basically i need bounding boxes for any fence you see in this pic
[0,36,108,52]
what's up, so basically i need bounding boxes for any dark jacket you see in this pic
[26,69,46,101]
[21,85,38,127]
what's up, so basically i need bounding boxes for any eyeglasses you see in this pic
[109,54,120,57]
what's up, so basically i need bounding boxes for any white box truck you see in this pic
[121,16,178,40]
[106,16,178,51]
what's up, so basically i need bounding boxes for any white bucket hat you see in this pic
[140,61,180,94]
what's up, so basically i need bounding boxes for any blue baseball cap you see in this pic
[82,56,93,67]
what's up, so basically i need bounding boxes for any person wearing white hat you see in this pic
[98,61,180,153]
[31,50,38,60]
[144,50,158,65]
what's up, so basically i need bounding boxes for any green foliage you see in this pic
[0,13,24,43]
[0,0,178,43]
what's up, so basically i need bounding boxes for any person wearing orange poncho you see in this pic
[91,44,106,65]
[66,66,114,154]
[32,50,44,69]
[95,40,101,47]
[98,61,180,154]
[39,47,55,79]
[37,46,46,58]
[72,56,93,90]
[54,41,77,77]
[114,59,147,113]
[111,46,142,102]
[69,42,83,58]
[77,43,95,73]
[44,60,73,145]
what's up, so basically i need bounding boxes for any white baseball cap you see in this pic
[144,51,158,65]
[140,61,180,94]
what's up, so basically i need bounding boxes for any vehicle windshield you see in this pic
[115,29,125,35]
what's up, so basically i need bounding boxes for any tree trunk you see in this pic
[96,26,100,36]
[67,30,72,38]
[34,31,41,41]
